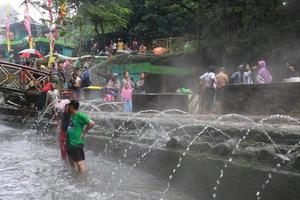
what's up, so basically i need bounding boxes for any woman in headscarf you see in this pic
[256,60,272,84]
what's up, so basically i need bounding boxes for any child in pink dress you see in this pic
[121,81,133,112]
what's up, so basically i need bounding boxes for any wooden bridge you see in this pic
[0,61,50,108]
[0,61,50,95]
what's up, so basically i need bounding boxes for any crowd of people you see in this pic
[19,55,147,114]
[102,71,145,112]
[199,60,300,114]
[91,38,147,57]
[26,57,299,115]
[49,60,90,101]
[22,59,92,111]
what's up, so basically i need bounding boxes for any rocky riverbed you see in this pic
[2,106,300,172]
[1,106,300,200]
[84,112,300,172]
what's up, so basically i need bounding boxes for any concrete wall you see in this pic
[222,82,300,114]
[86,136,300,200]
[133,93,189,112]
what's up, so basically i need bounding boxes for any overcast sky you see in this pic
[0,0,45,21]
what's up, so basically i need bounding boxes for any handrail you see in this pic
[0,61,50,76]
[0,61,50,95]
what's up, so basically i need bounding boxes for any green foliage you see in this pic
[80,0,132,29]
[29,0,300,65]
[67,0,132,47]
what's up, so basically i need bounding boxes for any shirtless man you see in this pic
[215,67,229,113]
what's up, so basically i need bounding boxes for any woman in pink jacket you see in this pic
[121,81,133,112]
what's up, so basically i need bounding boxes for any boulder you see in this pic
[190,142,213,152]
[212,143,232,156]
[292,154,300,170]
[140,138,155,145]
[112,131,121,138]
[224,138,239,147]
[241,146,257,158]
[257,145,276,162]
[166,137,179,148]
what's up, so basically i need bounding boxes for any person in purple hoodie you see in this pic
[256,60,272,84]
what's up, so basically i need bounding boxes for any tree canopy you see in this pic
[27,0,300,66]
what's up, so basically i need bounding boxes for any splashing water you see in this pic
[6,100,300,200]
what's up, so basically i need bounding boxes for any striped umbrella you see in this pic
[19,49,44,58]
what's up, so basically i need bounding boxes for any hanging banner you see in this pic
[24,0,33,49]
[6,5,11,52]
[48,0,53,22]
[48,0,67,68]
[48,0,55,68]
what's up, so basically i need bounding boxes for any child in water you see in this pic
[56,100,71,161]
[104,81,115,102]
[121,81,133,112]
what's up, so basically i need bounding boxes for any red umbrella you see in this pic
[19,49,44,58]
[153,47,167,56]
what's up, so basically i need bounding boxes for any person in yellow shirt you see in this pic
[117,38,124,51]
[139,44,147,53]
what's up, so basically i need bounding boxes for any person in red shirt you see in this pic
[58,101,71,161]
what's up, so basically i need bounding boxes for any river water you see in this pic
[0,124,194,200]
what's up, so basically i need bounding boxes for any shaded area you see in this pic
[223,82,300,114]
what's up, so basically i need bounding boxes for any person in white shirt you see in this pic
[112,42,117,55]
[199,66,217,114]
[47,83,61,116]
[243,64,254,84]
[70,70,82,100]
[47,83,60,105]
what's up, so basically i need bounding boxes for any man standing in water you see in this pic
[215,67,228,113]
[199,66,217,114]
[67,100,95,173]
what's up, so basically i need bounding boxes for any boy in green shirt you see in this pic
[67,100,95,173]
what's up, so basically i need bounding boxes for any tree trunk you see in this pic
[100,22,105,51]
[94,22,101,47]
[196,1,201,54]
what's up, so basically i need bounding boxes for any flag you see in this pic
[6,5,11,52]
[24,0,33,49]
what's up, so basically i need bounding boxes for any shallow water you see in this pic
[0,125,194,200]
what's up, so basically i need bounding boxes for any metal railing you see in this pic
[152,37,185,53]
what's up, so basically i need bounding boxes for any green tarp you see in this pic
[110,62,193,76]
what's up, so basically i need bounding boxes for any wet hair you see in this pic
[68,100,80,110]
[208,66,215,73]
[123,71,129,77]
[288,62,296,67]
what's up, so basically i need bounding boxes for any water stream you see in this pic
[0,125,194,200]
[1,100,300,200]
